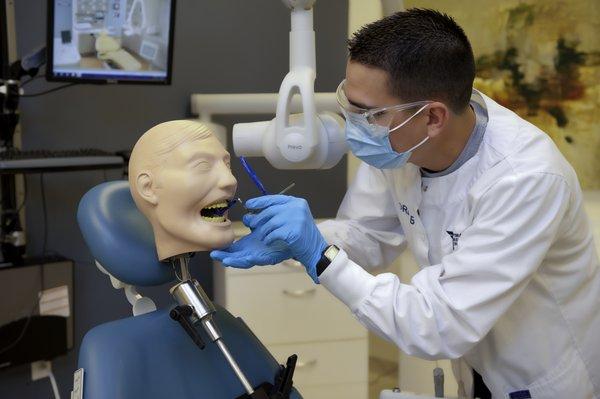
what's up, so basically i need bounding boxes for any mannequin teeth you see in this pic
[200,215,227,223]
[204,201,228,210]
[200,200,232,219]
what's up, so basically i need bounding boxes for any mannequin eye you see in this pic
[191,160,211,170]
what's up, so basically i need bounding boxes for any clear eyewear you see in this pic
[336,79,432,136]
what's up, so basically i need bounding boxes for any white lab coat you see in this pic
[318,91,600,398]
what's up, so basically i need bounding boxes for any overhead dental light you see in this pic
[232,0,348,170]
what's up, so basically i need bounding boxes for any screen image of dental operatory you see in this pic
[49,0,174,82]
[1,0,600,399]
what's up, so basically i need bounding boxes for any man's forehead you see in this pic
[345,61,399,108]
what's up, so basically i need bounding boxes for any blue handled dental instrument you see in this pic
[213,157,296,217]
[239,156,268,196]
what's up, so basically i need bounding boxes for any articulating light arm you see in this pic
[232,0,347,170]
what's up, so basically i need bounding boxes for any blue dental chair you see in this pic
[76,180,302,399]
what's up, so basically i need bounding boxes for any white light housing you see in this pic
[232,0,347,170]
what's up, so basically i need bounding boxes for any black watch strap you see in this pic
[316,245,340,276]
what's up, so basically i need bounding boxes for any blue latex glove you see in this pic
[243,195,328,283]
[210,230,292,268]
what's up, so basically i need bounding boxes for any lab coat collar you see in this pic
[384,164,431,267]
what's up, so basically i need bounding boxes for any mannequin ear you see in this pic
[136,172,158,206]
[426,102,449,139]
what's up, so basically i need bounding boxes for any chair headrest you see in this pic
[77,180,174,286]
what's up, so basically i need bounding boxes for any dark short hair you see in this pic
[348,8,475,113]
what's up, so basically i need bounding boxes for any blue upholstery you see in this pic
[77,181,302,398]
[77,180,174,286]
[79,307,301,399]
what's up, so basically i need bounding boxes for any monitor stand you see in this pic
[0,0,27,263]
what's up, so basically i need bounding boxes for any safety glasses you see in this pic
[336,79,432,137]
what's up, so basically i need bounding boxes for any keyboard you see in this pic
[0,148,125,173]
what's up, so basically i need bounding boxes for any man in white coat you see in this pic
[212,9,600,398]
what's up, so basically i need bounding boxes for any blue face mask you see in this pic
[345,104,430,169]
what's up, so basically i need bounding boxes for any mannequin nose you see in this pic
[217,163,237,193]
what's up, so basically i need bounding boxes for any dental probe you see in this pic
[245,182,296,214]
[212,155,294,218]
[275,182,296,195]
[216,183,296,217]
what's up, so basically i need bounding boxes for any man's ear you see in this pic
[136,172,158,206]
[426,102,449,139]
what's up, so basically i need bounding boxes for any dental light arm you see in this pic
[232,0,347,170]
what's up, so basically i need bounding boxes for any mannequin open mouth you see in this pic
[200,199,237,223]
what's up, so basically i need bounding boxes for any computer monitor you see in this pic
[46,0,176,84]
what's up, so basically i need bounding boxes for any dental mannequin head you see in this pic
[129,120,237,261]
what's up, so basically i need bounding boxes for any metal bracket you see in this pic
[71,368,84,399]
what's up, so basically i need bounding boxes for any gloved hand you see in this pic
[242,195,328,283]
[210,230,292,268]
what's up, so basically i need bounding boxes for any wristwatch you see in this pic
[316,245,340,276]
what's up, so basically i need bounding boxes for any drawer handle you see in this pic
[296,359,318,369]
[282,288,316,298]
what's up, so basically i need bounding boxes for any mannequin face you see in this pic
[153,134,237,250]
[129,121,238,261]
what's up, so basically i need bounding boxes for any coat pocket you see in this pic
[506,346,594,398]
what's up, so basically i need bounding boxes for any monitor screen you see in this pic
[47,0,176,84]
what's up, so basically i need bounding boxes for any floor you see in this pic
[368,329,400,399]
[369,355,399,399]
